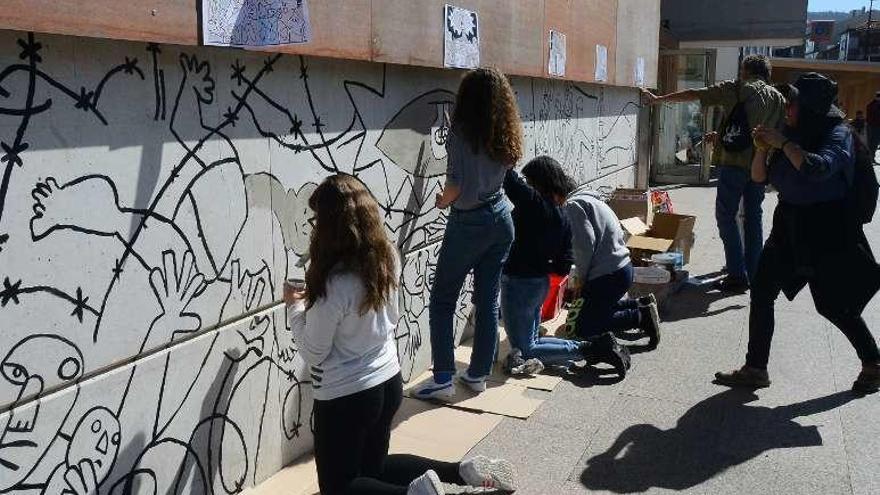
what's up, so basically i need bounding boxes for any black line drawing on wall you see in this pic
[0,29,640,495]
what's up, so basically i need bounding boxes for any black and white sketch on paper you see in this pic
[444,4,480,69]
[203,0,312,47]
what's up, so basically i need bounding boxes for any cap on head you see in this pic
[793,72,842,118]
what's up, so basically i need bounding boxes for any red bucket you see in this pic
[541,274,569,322]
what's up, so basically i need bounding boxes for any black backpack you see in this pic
[849,128,879,224]
[720,85,753,153]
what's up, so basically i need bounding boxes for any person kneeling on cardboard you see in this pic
[561,185,662,378]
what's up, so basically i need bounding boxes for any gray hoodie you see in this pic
[564,187,631,281]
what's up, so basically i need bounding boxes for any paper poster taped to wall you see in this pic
[203,0,312,47]
[548,30,567,77]
[635,56,646,86]
[595,44,608,82]
[444,4,480,69]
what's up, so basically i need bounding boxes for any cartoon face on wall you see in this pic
[66,406,121,480]
[0,335,84,489]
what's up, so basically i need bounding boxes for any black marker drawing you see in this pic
[0,30,640,495]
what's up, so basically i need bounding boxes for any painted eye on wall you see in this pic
[91,419,102,433]
[112,432,120,445]
[2,362,28,385]
[58,356,81,380]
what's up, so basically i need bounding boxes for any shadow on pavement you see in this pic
[662,273,747,323]
[579,388,857,493]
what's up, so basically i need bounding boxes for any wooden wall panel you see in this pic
[571,0,618,83]
[615,0,660,87]
[0,0,660,88]
[371,0,544,77]
[268,0,371,60]
[0,0,197,45]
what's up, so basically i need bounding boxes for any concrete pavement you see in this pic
[468,185,880,495]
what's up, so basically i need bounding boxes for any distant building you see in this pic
[661,0,807,80]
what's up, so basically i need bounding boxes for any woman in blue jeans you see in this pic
[499,156,595,373]
[414,68,522,400]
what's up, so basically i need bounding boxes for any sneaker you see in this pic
[513,357,544,376]
[716,275,750,293]
[409,470,444,495]
[459,456,518,491]
[853,362,880,394]
[638,298,661,349]
[581,333,631,377]
[714,366,771,388]
[412,377,455,401]
[504,349,525,374]
[458,371,487,393]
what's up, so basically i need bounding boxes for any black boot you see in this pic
[580,333,631,377]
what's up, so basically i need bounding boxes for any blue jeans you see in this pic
[501,275,583,366]
[716,166,765,282]
[429,198,514,380]
[574,264,641,339]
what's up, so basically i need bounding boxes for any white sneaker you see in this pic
[457,371,487,393]
[409,470,445,495]
[412,377,455,401]
[459,456,518,491]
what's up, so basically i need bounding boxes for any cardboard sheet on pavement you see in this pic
[390,398,503,461]
[247,399,503,495]
[405,369,547,419]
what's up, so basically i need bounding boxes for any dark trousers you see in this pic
[575,263,641,339]
[715,166,766,282]
[313,373,465,495]
[746,243,880,370]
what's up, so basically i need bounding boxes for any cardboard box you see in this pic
[608,188,653,225]
[621,212,696,265]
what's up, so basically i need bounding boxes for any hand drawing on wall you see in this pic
[0,29,641,495]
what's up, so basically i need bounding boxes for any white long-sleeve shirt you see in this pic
[288,270,400,401]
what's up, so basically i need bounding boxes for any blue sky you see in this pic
[809,0,872,12]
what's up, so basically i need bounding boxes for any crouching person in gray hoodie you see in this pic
[563,187,662,377]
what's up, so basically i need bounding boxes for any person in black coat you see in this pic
[715,73,880,394]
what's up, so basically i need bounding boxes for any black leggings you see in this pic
[746,242,880,369]
[313,373,466,495]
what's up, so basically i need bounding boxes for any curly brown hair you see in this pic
[305,174,398,314]
[451,67,524,166]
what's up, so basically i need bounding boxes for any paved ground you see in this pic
[468,185,880,495]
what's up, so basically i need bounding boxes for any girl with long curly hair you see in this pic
[287,174,518,494]
[414,68,524,400]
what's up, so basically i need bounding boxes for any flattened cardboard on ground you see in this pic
[248,400,503,495]
[390,398,503,461]
[609,188,654,225]
[621,212,696,264]
[405,371,546,419]
[455,338,563,392]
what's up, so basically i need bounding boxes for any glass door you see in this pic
[651,49,716,184]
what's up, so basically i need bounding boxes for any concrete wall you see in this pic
[0,30,640,495]
[661,0,807,42]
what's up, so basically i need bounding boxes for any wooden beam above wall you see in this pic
[0,0,660,87]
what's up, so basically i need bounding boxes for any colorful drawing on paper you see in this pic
[595,44,608,82]
[444,4,480,69]
[548,30,567,78]
[203,0,312,47]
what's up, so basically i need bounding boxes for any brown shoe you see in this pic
[714,366,770,388]
[853,362,880,395]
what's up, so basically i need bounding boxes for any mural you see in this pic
[0,30,640,495]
